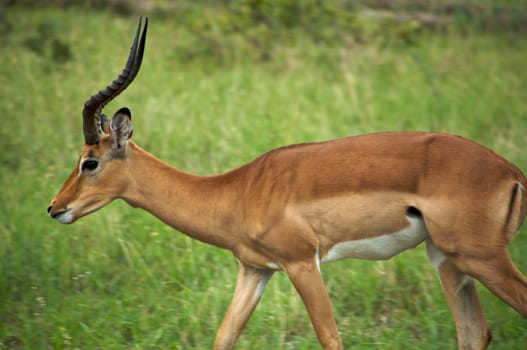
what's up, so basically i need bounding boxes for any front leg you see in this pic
[285,259,343,350]
[213,262,273,350]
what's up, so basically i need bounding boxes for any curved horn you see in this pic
[82,17,148,145]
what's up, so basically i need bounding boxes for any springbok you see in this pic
[48,18,527,349]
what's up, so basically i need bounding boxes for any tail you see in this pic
[504,182,525,242]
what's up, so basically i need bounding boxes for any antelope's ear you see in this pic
[110,107,133,151]
[100,114,111,134]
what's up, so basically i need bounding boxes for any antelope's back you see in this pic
[242,132,526,201]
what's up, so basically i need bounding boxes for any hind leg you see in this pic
[450,247,527,319]
[421,194,527,319]
[426,239,492,350]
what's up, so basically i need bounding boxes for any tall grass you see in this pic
[1,6,526,349]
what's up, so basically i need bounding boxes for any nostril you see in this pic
[47,205,53,214]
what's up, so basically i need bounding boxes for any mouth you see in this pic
[48,208,75,224]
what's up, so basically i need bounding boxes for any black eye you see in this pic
[82,160,99,171]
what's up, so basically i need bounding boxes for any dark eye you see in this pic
[82,160,99,171]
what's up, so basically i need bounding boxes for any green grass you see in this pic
[1,6,527,350]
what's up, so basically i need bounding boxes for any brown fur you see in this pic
[49,131,527,350]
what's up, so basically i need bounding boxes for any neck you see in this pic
[121,142,242,249]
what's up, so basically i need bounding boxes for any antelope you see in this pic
[48,18,527,350]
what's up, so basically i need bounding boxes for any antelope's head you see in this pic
[48,18,148,224]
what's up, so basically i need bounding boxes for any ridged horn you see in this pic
[82,17,148,145]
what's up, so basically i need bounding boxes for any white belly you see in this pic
[322,214,428,263]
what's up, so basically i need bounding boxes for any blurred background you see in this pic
[1,1,527,349]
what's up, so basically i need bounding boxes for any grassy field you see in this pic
[1,6,527,350]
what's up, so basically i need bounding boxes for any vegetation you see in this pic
[1,2,526,349]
